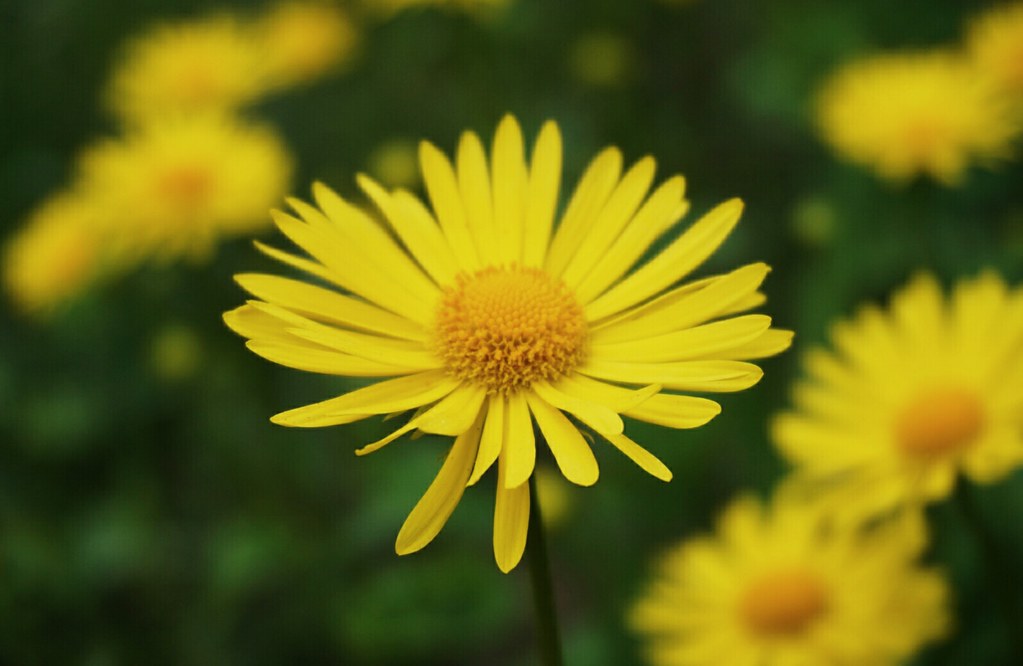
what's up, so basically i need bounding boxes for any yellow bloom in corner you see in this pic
[256,1,359,89]
[774,273,1023,523]
[966,2,1023,99]
[631,493,950,666]
[815,50,1018,184]
[224,115,791,572]
[3,192,118,314]
[78,114,293,260]
[106,15,269,123]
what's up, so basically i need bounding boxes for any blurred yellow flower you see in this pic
[78,114,293,260]
[257,1,359,88]
[966,2,1023,98]
[568,32,634,88]
[366,138,420,189]
[815,50,1018,184]
[631,493,949,666]
[225,115,791,572]
[774,272,1023,522]
[3,193,113,314]
[106,15,269,123]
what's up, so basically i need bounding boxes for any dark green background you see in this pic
[2,0,1022,663]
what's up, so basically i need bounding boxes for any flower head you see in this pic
[631,493,950,666]
[256,1,358,88]
[3,192,119,314]
[815,50,1019,184]
[966,2,1023,98]
[106,15,269,123]
[774,272,1023,522]
[225,115,791,571]
[78,114,293,260]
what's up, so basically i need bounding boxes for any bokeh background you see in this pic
[3,0,1023,663]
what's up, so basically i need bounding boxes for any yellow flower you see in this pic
[774,273,1023,523]
[77,114,293,260]
[224,115,791,572]
[631,493,950,666]
[3,192,119,314]
[106,15,269,123]
[256,1,359,88]
[815,50,1018,184]
[966,2,1023,98]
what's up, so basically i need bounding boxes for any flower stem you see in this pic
[526,473,564,666]
[953,481,1023,662]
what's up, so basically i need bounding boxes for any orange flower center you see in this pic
[435,265,587,393]
[896,388,984,458]
[157,165,213,209]
[740,568,829,637]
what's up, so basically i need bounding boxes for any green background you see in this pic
[2,0,1023,663]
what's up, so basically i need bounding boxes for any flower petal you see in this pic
[469,395,505,486]
[494,453,530,573]
[491,114,528,264]
[579,359,763,392]
[395,408,485,555]
[531,380,624,435]
[419,140,480,271]
[602,431,672,481]
[270,370,458,427]
[522,121,562,267]
[589,314,773,363]
[527,393,599,486]
[457,131,497,264]
[503,392,536,489]
[584,198,744,322]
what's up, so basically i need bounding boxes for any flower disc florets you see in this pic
[436,265,587,393]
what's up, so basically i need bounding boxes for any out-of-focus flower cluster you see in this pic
[815,2,1023,185]
[3,2,370,314]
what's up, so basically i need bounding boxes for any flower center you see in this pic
[157,165,213,209]
[435,265,587,393]
[740,568,829,637]
[896,388,984,458]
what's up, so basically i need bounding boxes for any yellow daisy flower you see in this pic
[631,493,950,666]
[224,115,791,572]
[815,50,1019,184]
[256,1,359,89]
[77,114,293,260]
[774,272,1023,523]
[4,192,121,314]
[106,15,269,123]
[966,2,1023,98]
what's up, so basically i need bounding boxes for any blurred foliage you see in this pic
[2,0,1022,664]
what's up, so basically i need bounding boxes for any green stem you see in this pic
[526,473,564,666]
[953,481,1023,663]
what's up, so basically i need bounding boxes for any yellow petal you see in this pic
[522,121,562,267]
[270,370,458,427]
[418,140,480,271]
[395,408,485,555]
[544,146,623,276]
[584,198,744,322]
[357,174,458,285]
[247,341,421,377]
[602,431,672,481]
[592,262,770,344]
[589,314,773,363]
[469,395,505,486]
[560,156,656,288]
[624,392,721,429]
[253,240,334,285]
[717,328,794,361]
[526,393,599,486]
[494,453,530,573]
[573,176,687,305]
[503,392,536,489]
[235,273,427,341]
[553,374,661,412]
[531,380,624,434]
[579,359,763,392]
[491,114,528,264]
[457,131,497,264]
[415,383,487,436]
